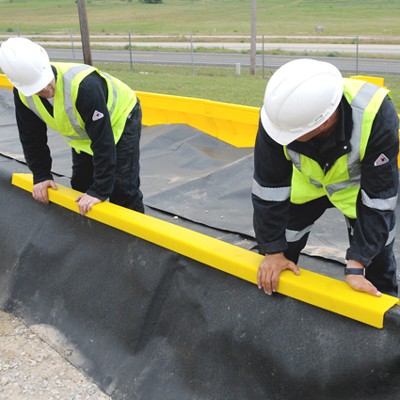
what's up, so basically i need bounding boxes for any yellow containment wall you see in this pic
[0,73,259,147]
[2,73,400,328]
[0,74,13,90]
[11,173,399,329]
[0,73,397,151]
[135,90,259,148]
[350,75,386,87]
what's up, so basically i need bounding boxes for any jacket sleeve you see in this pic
[13,88,53,184]
[252,117,293,255]
[346,96,399,266]
[75,72,117,200]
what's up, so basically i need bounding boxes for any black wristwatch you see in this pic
[344,267,365,276]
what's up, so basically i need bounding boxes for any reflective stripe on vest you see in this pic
[25,65,98,141]
[20,63,136,154]
[284,79,390,219]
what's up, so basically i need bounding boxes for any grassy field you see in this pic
[94,62,400,111]
[1,0,400,111]
[1,0,400,38]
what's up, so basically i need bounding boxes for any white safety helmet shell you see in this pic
[260,59,343,146]
[0,37,54,96]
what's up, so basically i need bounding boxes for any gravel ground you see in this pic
[0,311,110,400]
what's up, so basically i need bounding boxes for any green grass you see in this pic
[95,62,400,112]
[103,63,267,107]
[1,0,400,37]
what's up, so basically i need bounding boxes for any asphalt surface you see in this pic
[1,34,399,74]
[45,47,400,75]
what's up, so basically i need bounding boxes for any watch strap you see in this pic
[344,267,365,276]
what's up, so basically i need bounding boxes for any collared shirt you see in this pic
[252,95,399,267]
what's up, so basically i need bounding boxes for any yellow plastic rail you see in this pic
[0,73,398,151]
[0,74,13,90]
[350,75,386,87]
[135,90,259,148]
[12,173,399,329]
[0,73,260,147]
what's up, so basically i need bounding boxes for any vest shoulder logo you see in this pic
[374,153,389,166]
[92,110,104,121]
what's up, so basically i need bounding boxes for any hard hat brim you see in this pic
[260,106,315,146]
[17,67,54,97]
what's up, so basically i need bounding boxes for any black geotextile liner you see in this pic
[1,160,400,400]
[2,87,400,398]
[0,88,369,263]
[1,87,399,271]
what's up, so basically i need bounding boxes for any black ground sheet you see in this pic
[1,88,400,399]
[0,88,371,265]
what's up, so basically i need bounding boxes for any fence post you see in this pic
[236,63,241,76]
[129,31,134,71]
[190,35,195,76]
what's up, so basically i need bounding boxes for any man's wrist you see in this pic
[345,259,365,276]
[344,267,365,276]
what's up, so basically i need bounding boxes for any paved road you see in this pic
[46,47,400,75]
[2,34,399,74]
[3,34,400,54]
[36,40,400,54]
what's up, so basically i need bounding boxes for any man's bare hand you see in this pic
[32,180,58,204]
[346,275,381,297]
[257,252,300,296]
[75,193,102,215]
[345,259,381,297]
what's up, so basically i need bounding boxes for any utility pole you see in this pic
[250,0,257,75]
[76,0,92,65]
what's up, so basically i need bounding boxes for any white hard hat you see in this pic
[0,37,54,96]
[260,58,343,146]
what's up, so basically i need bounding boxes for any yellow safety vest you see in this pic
[19,62,137,155]
[284,78,389,219]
